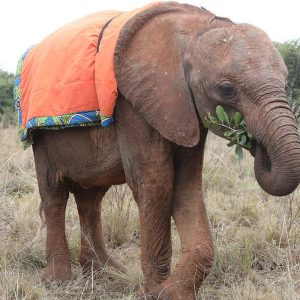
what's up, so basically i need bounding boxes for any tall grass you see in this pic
[0,126,299,299]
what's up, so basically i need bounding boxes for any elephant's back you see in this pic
[15,3,158,147]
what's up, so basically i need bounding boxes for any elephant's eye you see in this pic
[217,83,237,99]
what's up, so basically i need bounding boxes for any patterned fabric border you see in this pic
[20,111,113,149]
[14,48,114,149]
[13,48,32,126]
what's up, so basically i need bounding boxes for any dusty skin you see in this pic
[17,2,300,299]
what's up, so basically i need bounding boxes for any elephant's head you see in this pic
[115,2,300,196]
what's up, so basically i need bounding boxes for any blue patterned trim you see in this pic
[19,111,114,148]
[14,48,33,127]
[100,116,114,127]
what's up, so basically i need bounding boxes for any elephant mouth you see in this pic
[254,142,271,172]
[248,139,256,157]
[253,141,277,194]
[248,140,271,172]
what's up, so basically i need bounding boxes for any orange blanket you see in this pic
[14,2,158,145]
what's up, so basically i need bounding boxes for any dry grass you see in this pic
[0,126,299,300]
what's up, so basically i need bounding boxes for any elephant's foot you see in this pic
[41,262,72,284]
[80,253,126,276]
[143,281,197,300]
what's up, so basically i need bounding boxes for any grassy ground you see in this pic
[0,126,299,300]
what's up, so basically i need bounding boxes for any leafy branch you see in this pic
[204,105,253,160]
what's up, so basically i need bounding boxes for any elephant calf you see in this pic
[17,2,300,299]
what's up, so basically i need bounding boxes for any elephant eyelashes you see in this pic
[217,83,237,99]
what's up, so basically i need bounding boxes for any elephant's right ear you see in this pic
[114,5,200,147]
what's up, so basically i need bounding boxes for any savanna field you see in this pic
[0,126,299,300]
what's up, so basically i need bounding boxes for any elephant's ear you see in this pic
[114,4,200,147]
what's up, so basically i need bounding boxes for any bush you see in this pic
[0,69,16,127]
[275,40,300,106]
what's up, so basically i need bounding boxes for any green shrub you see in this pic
[0,69,15,126]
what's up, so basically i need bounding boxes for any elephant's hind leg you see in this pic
[41,191,71,282]
[74,187,125,275]
[33,145,72,282]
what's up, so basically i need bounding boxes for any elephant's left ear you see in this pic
[114,4,200,147]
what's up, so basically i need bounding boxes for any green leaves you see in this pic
[276,40,300,127]
[216,105,228,123]
[235,144,243,160]
[0,70,15,113]
[233,111,242,126]
[205,105,254,160]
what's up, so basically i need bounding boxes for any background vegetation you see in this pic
[0,69,16,127]
[275,40,300,106]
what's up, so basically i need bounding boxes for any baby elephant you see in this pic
[16,2,299,299]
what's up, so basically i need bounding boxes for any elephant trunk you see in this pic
[252,99,300,196]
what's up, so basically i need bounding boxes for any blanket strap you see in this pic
[97,16,118,53]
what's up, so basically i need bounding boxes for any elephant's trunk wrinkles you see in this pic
[253,99,300,196]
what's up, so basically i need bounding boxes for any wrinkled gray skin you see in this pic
[31,2,300,299]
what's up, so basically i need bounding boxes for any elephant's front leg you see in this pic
[116,102,174,292]
[123,147,174,292]
[137,174,173,292]
[152,130,213,299]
